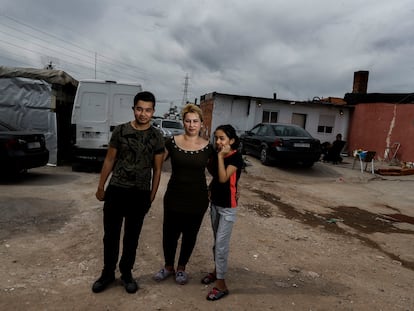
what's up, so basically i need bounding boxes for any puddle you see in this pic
[250,189,414,271]
[327,207,414,235]
[383,214,414,225]
[244,202,273,218]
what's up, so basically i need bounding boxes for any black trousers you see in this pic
[102,185,151,275]
[162,209,205,268]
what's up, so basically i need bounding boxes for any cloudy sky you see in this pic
[1,0,413,108]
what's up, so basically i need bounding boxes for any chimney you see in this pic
[352,70,369,94]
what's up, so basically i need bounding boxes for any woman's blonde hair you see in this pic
[181,103,204,122]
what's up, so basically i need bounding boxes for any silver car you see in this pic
[152,118,184,139]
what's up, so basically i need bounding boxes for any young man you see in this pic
[92,91,165,294]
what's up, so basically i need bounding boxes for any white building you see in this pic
[200,92,350,147]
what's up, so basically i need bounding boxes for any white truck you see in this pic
[71,79,142,171]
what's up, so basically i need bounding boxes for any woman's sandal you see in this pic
[153,268,175,282]
[175,270,189,285]
[201,273,217,285]
[206,287,229,301]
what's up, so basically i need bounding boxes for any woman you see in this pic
[203,124,244,301]
[154,104,213,285]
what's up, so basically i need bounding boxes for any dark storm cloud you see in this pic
[1,0,414,103]
[2,0,108,31]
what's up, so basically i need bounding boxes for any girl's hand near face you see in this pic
[218,144,231,157]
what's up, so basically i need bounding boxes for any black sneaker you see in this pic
[91,273,115,293]
[121,274,138,294]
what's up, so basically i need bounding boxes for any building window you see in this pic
[318,114,334,133]
[262,110,278,123]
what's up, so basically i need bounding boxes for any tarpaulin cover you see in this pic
[0,77,58,165]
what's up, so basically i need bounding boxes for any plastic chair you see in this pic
[352,151,376,174]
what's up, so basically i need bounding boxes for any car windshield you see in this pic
[163,120,183,129]
[271,125,311,137]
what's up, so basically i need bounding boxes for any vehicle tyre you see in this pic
[302,161,315,168]
[71,162,83,172]
[260,147,271,165]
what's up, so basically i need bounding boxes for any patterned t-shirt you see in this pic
[108,122,165,190]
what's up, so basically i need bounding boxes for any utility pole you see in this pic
[181,73,189,106]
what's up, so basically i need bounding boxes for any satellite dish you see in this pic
[40,56,60,69]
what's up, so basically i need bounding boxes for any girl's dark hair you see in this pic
[215,124,240,150]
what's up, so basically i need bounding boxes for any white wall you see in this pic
[209,96,251,138]
[210,94,350,145]
[258,102,350,143]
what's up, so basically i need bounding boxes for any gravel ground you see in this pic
[0,156,413,310]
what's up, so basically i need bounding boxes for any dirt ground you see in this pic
[0,156,413,311]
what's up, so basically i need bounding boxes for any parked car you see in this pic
[0,120,49,175]
[239,123,321,167]
[152,118,184,139]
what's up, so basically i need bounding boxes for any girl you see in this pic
[203,124,244,301]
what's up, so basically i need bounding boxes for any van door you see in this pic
[71,80,142,171]
[73,82,109,150]
[110,84,139,132]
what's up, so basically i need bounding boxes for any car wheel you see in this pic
[72,162,83,172]
[260,147,270,165]
[302,161,314,168]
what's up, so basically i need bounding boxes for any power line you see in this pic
[0,52,34,67]
[0,19,94,62]
[0,13,149,80]
[0,31,96,67]
[0,13,95,54]
[0,12,185,103]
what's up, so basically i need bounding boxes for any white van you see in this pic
[71,79,142,171]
